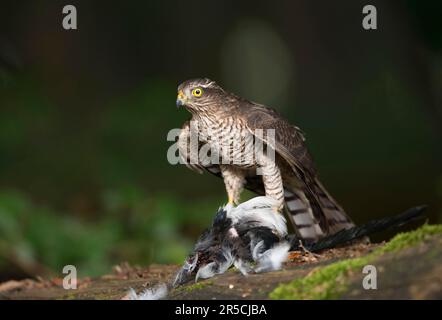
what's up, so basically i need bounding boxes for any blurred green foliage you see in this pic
[0,188,217,278]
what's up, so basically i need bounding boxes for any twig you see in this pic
[298,240,321,260]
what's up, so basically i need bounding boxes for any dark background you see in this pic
[0,0,441,280]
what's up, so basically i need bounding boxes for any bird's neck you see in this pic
[192,107,234,127]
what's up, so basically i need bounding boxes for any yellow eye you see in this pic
[192,88,203,97]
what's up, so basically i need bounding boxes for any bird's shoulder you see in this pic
[236,100,316,176]
[236,100,306,145]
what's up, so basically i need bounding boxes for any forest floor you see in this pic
[1,225,442,300]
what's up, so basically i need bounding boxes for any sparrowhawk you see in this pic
[176,78,354,241]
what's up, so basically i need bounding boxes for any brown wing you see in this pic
[239,101,354,238]
[238,102,317,180]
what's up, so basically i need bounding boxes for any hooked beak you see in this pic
[176,90,186,108]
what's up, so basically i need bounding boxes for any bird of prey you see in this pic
[176,78,354,241]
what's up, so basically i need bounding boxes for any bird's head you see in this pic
[176,78,225,113]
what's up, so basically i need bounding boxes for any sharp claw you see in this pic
[272,205,283,214]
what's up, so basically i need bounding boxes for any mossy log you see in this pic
[1,225,442,300]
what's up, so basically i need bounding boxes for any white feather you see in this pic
[195,247,234,282]
[195,262,218,281]
[254,242,290,273]
[228,227,239,238]
[223,202,234,212]
[126,283,168,300]
[251,239,265,261]
[225,196,287,237]
[183,252,199,272]
[233,259,252,275]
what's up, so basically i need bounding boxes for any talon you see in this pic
[228,196,234,205]
[272,205,283,213]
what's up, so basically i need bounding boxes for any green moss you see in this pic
[178,280,214,292]
[269,224,442,300]
[58,292,78,300]
[269,255,370,300]
[376,224,442,254]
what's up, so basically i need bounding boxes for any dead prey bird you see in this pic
[173,197,426,287]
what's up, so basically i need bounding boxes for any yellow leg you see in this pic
[220,165,245,207]
[272,202,284,214]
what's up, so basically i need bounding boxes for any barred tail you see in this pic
[312,178,355,234]
[284,178,354,241]
[283,187,324,241]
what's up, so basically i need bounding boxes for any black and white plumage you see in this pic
[173,197,290,287]
[173,197,426,287]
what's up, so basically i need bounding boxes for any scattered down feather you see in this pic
[125,284,168,300]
